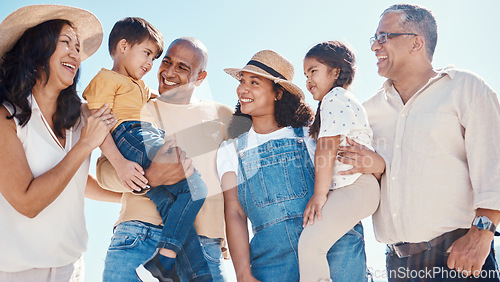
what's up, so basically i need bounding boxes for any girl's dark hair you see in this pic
[306,41,356,140]
[0,19,82,139]
[227,83,314,139]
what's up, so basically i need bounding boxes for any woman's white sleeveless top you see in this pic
[0,96,89,271]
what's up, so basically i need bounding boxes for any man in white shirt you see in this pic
[340,4,500,281]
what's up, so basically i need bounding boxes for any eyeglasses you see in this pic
[370,32,418,45]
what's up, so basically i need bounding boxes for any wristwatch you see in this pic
[472,216,497,232]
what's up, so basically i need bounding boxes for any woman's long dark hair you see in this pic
[0,19,82,138]
[227,83,314,139]
[306,41,356,140]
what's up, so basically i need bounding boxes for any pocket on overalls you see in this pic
[242,150,308,207]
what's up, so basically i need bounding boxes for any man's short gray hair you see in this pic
[382,4,437,62]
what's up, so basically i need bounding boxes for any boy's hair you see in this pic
[108,17,164,59]
[227,84,314,139]
[305,40,356,140]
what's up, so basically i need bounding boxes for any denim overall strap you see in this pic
[293,126,304,138]
[237,131,249,151]
[236,131,250,215]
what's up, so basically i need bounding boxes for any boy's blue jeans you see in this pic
[111,121,210,280]
[102,221,224,281]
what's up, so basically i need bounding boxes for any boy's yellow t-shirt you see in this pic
[82,68,156,132]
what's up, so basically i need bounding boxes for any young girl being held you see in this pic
[298,41,380,282]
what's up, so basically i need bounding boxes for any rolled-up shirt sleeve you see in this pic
[462,81,500,210]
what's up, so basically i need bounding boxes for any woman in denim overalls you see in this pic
[217,50,369,281]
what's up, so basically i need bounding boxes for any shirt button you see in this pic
[395,144,400,149]
[298,139,303,143]
[400,114,405,118]
[391,176,396,181]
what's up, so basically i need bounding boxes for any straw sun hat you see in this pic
[0,4,103,65]
[224,50,305,99]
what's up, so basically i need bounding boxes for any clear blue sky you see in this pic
[2,0,499,281]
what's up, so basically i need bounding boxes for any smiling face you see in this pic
[46,23,81,91]
[371,12,414,80]
[119,39,159,80]
[303,57,338,101]
[236,71,277,118]
[157,41,206,103]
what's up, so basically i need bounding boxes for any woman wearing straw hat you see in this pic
[0,5,120,281]
[217,50,368,281]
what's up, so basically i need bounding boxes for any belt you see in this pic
[387,229,468,258]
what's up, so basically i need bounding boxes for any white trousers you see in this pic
[0,256,84,282]
[298,174,380,282]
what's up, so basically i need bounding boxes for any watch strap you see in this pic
[473,216,497,232]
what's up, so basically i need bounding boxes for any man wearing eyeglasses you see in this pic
[339,3,500,281]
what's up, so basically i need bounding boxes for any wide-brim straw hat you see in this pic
[0,4,103,65]
[224,50,304,99]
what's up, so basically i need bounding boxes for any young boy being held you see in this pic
[83,17,211,282]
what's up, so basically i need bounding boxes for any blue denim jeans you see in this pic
[386,235,499,282]
[199,236,225,282]
[111,121,210,280]
[327,222,369,281]
[102,221,225,281]
[236,127,368,281]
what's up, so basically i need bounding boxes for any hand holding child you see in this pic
[337,138,385,178]
[145,141,194,187]
[79,104,116,150]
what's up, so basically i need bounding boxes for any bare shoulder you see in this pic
[0,105,17,133]
[0,105,37,209]
[0,104,30,174]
